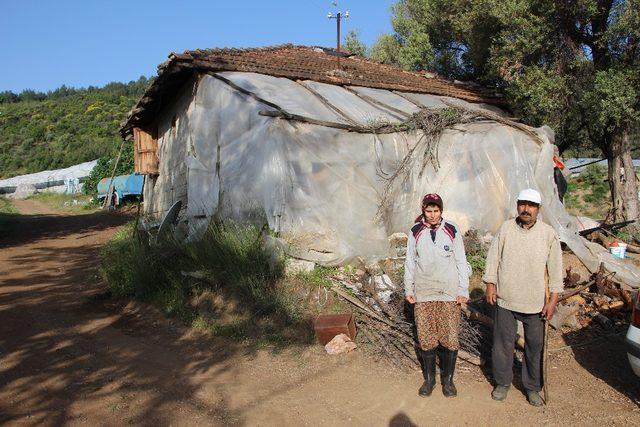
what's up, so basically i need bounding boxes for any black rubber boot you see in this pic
[440,348,458,397]
[418,349,437,397]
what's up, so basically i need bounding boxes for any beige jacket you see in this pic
[482,219,563,313]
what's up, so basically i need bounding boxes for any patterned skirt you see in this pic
[414,301,460,351]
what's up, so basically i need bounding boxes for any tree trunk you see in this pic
[605,126,639,225]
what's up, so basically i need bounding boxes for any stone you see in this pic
[365,262,382,276]
[482,232,494,245]
[549,303,581,330]
[324,333,357,355]
[388,232,408,247]
[9,183,37,199]
[374,274,395,290]
[388,233,408,258]
[285,258,315,275]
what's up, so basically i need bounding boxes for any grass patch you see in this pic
[0,197,19,233]
[100,220,321,346]
[27,192,99,213]
[564,165,611,219]
[0,197,17,214]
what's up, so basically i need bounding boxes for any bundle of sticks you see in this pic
[329,273,491,367]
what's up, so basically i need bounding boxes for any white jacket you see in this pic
[404,219,470,302]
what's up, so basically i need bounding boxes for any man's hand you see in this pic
[485,283,497,305]
[405,295,416,304]
[541,292,560,320]
[456,296,468,305]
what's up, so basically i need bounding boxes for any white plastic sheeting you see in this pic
[0,160,97,194]
[144,72,640,288]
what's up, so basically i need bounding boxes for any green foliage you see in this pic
[0,197,17,214]
[293,266,337,289]
[382,0,640,155]
[83,143,135,195]
[100,222,309,342]
[0,77,150,180]
[343,29,368,57]
[564,165,611,218]
[370,34,402,65]
[26,192,98,213]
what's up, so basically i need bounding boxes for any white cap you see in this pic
[517,188,542,205]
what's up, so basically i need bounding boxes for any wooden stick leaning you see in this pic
[542,279,551,404]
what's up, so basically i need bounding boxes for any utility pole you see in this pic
[327,5,349,52]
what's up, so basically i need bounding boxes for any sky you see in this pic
[0,0,395,93]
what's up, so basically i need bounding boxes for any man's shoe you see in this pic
[526,390,544,407]
[491,385,510,401]
[440,348,458,397]
[418,349,436,397]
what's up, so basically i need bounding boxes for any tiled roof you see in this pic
[121,45,505,136]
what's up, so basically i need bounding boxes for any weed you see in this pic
[0,197,17,214]
[293,266,336,289]
[564,164,610,218]
[26,192,99,213]
[100,219,315,345]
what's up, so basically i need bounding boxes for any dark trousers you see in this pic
[492,305,544,391]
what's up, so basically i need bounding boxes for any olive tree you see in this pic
[378,0,640,222]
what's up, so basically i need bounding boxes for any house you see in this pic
[120,45,639,287]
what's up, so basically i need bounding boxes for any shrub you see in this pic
[100,220,305,330]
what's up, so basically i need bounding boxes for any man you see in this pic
[482,188,563,407]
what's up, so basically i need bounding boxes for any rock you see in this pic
[388,232,408,258]
[9,183,37,199]
[549,303,581,330]
[374,274,395,290]
[388,232,408,247]
[365,262,382,276]
[380,258,405,285]
[482,232,494,245]
[285,258,315,275]
[263,235,284,268]
[324,333,357,355]
[354,269,367,281]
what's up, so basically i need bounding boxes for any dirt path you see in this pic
[1,200,639,426]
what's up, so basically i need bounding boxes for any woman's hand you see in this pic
[405,295,416,304]
[456,296,468,305]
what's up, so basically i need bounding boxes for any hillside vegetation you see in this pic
[0,78,150,182]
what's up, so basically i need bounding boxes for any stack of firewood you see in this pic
[329,269,490,368]
[553,263,635,330]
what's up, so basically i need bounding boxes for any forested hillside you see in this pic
[0,77,150,180]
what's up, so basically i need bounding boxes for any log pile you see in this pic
[552,263,635,331]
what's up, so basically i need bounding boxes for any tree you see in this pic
[344,30,368,57]
[370,34,402,65]
[385,0,640,223]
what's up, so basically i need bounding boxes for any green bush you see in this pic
[0,77,149,180]
[100,220,301,326]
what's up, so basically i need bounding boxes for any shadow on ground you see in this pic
[562,321,640,406]
[0,210,316,424]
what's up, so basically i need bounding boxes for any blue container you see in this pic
[97,174,144,202]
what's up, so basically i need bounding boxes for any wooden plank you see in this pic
[133,127,159,175]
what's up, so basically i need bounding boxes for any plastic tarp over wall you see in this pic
[145,72,640,288]
[0,160,97,195]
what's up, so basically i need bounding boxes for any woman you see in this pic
[404,193,470,397]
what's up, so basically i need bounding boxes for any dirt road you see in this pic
[1,200,638,426]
